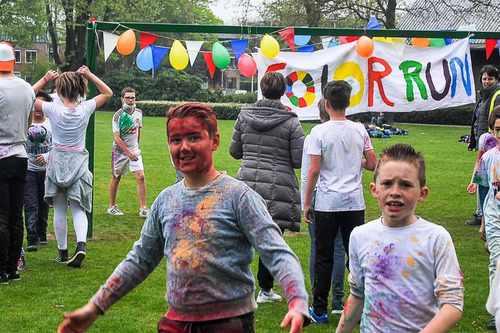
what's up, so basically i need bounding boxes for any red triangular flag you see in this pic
[140,32,157,49]
[203,52,216,79]
[278,27,295,52]
[486,39,498,59]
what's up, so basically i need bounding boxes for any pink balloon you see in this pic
[238,53,257,77]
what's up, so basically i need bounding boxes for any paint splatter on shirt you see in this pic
[349,217,464,332]
[91,173,308,321]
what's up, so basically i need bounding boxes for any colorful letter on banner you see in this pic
[253,38,475,120]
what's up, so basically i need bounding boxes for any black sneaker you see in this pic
[67,242,86,268]
[466,217,482,226]
[8,271,20,281]
[487,316,496,330]
[0,273,8,285]
[54,249,69,263]
[27,240,38,252]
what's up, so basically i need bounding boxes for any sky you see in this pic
[209,0,263,24]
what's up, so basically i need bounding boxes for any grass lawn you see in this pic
[0,112,489,332]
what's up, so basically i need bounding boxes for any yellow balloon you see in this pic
[116,29,136,56]
[169,40,189,70]
[261,34,280,59]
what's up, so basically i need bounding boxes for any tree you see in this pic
[0,0,221,71]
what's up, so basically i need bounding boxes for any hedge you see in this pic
[137,101,475,126]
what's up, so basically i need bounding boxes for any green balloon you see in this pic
[212,42,231,69]
[429,38,446,47]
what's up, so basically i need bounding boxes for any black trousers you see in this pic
[312,210,364,315]
[0,156,27,274]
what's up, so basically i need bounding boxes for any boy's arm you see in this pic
[362,149,377,171]
[335,294,364,333]
[419,304,462,333]
[303,155,320,223]
[468,149,486,194]
[113,132,138,161]
[237,190,309,331]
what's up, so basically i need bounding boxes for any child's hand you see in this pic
[280,310,305,333]
[43,70,58,83]
[467,183,477,194]
[303,207,314,224]
[76,65,91,78]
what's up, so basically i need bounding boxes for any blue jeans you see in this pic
[308,223,345,304]
[24,170,49,243]
[0,156,27,274]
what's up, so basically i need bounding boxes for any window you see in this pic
[13,71,21,78]
[25,50,37,63]
[15,50,21,63]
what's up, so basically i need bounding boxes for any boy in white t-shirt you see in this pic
[303,80,377,322]
[336,143,464,333]
[107,87,149,218]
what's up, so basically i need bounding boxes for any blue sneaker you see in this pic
[309,307,328,323]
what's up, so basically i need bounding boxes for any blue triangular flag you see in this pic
[230,39,248,62]
[298,45,315,52]
[151,45,169,72]
[328,40,339,48]
[366,16,380,30]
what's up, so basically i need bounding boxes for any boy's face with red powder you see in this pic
[167,116,219,177]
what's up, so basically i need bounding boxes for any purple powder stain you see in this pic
[485,134,498,152]
[372,243,400,280]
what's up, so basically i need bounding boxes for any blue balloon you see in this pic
[294,35,311,46]
[136,46,153,71]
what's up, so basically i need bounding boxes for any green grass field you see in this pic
[0,112,490,332]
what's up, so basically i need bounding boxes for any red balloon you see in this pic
[238,53,257,77]
[356,36,374,58]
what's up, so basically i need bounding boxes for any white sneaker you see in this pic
[256,289,282,303]
[139,207,150,218]
[107,205,124,216]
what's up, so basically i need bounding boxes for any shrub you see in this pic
[137,101,244,120]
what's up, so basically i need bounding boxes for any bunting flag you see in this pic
[498,40,500,57]
[366,16,381,30]
[230,39,248,62]
[279,28,295,52]
[321,37,332,49]
[203,52,216,78]
[298,45,315,52]
[185,41,204,66]
[151,45,169,72]
[329,40,339,47]
[486,39,498,59]
[102,32,120,61]
[140,32,157,49]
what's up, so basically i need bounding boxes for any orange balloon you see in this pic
[355,36,374,58]
[116,29,136,55]
[412,37,430,48]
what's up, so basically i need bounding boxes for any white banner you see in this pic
[253,38,475,120]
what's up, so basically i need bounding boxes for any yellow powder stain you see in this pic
[410,236,419,243]
[172,238,202,269]
[417,251,422,256]
[371,258,378,264]
[374,240,379,245]
[189,219,201,234]
[447,241,451,246]
[402,270,409,278]
[197,193,217,216]
[397,237,402,242]
[406,257,415,267]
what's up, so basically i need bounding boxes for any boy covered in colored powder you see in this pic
[58,102,309,333]
[336,143,464,333]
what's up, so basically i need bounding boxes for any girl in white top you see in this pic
[34,66,112,267]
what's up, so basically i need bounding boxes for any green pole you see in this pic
[85,20,97,238]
